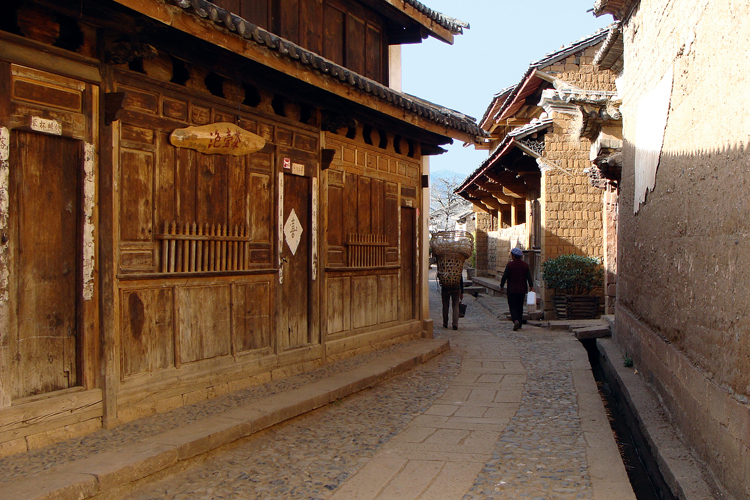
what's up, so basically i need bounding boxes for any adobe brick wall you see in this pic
[488,224,528,275]
[543,45,618,92]
[603,186,618,313]
[616,0,750,497]
[474,211,492,275]
[536,48,615,310]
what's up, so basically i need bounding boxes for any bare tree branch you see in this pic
[429,175,471,231]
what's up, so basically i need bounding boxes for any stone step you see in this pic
[463,286,484,297]
[573,325,611,340]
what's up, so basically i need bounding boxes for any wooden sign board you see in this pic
[170,122,265,156]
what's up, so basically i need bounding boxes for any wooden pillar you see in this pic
[100,68,120,428]
[420,156,433,337]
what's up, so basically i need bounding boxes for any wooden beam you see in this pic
[462,194,491,213]
[484,170,519,185]
[109,0,473,143]
[475,177,515,204]
[502,185,527,199]
[478,196,503,211]
[491,193,511,205]
[475,179,504,193]
[471,199,492,213]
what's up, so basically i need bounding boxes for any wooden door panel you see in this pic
[400,207,416,321]
[177,285,231,363]
[280,173,310,349]
[232,281,272,352]
[11,131,80,399]
[351,275,377,329]
[121,288,175,378]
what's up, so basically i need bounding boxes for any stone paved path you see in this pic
[123,274,634,499]
[0,338,412,485]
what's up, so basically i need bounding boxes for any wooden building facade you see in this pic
[0,0,482,456]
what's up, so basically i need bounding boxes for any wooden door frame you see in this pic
[276,163,320,353]
[0,51,99,408]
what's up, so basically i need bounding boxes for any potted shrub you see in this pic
[541,254,604,319]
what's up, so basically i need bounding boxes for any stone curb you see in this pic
[1,339,450,500]
[596,338,718,500]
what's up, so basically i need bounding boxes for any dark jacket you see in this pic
[500,259,533,294]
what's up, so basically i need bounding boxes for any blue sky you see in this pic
[402,0,612,177]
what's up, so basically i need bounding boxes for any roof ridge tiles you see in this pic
[530,25,614,68]
[402,0,469,33]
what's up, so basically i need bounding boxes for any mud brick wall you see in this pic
[615,0,750,497]
[474,211,492,276]
[540,117,604,263]
[543,45,617,92]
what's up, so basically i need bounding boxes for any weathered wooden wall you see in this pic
[0,31,103,455]
[0,0,432,455]
[211,0,387,84]
[108,69,321,413]
[323,130,421,341]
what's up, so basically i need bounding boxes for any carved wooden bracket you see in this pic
[321,149,336,170]
[104,92,127,126]
[106,41,158,64]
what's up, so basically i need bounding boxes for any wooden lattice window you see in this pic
[157,221,251,273]
[346,233,388,267]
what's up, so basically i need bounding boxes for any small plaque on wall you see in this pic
[170,122,265,156]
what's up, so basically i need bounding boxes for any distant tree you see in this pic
[430,175,470,231]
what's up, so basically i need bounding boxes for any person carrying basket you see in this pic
[430,231,473,330]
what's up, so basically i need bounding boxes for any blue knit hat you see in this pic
[511,247,523,257]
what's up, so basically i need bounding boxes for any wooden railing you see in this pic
[157,221,251,273]
[346,233,388,267]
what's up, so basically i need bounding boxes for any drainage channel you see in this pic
[579,338,677,500]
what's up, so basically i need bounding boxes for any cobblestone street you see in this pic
[121,275,633,500]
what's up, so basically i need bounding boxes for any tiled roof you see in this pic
[456,118,552,194]
[478,85,515,130]
[491,27,613,124]
[402,0,469,34]
[594,23,624,71]
[171,0,484,138]
[530,27,611,68]
[593,0,637,20]
[507,117,553,139]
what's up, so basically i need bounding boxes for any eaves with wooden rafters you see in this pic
[109,0,486,147]
[458,27,614,212]
[455,118,552,213]
[361,0,470,44]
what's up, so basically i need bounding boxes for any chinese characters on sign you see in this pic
[207,128,241,149]
[169,122,265,156]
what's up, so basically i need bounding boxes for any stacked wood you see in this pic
[158,221,251,273]
[552,295,600,319]
[346,233,388,267]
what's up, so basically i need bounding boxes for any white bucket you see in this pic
[526,291,537,313]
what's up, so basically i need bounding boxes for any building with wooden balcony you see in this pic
[0,0,484,456]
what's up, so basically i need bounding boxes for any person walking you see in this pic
[500,247,534,331]
[441,274,463,330]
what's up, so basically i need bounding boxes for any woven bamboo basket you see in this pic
[436,253,465,288]
[429,230,474,258]
[431,231,474,289]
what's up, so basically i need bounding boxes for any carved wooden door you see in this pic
[280,173,311,349]
[9,131,80,399]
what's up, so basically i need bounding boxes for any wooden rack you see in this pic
[158,221,251,273]
[346,233,388,267]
